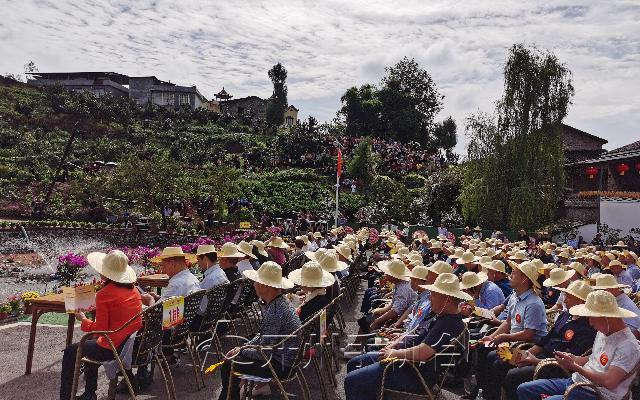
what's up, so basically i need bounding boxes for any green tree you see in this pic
[347,138,378,192]
[338,84,382,137]
[266,63,288,127]
[461,44,573,230]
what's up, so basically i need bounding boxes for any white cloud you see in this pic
[1,0,639,153]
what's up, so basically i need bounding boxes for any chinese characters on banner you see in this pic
[162,296,185,329]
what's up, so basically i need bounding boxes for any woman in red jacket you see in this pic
[60,250,143,400]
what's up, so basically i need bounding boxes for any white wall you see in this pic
[600,198,640,235]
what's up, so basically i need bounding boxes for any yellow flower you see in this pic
[204,361,225,375]
[21,291,40,301]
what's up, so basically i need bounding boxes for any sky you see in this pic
[2,0,639,154]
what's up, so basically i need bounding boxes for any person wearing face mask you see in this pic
[470,261,547,400]
[343,273,469,400]
[517,290,640,400]
[502,280,597,399]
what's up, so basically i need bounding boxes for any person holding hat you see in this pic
[191,245,229,331]
[151,246,200,301]
[591,274,640,337]
[484,260,513,298]
[517,290,640,400]
[605,259,634,290]
[474,261,547,400]
[503,280,597,399]
[460,271,505,314]
[218,262,300,400]
[287,261,335,323]
[344,273,470,400]
[217,242,246,282]
[60,250,143,400]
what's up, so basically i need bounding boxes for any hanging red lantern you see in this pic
[585,166,598,179]
[636,163,640,174]
[616,163,630,176]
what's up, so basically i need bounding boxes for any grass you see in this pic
[18,311,72,326]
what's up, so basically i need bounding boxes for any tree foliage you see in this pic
[461,44,574,230]
[266,63,288,127]
[347,138,378,191]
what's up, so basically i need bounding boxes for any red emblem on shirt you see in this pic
[564,329,574,341]
[600,353,609,366]
[417,308,423,317]
[515,313,522,323]
[547,290,554,297]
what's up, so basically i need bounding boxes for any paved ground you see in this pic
[0,283,464,399]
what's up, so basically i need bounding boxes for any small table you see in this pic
[24,294,75,375]
[138,273,170,295]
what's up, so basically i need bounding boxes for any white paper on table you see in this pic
[473,306,495,319]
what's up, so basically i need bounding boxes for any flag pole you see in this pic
[335,147,342,228]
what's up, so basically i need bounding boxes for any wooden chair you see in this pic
[187,283,229,388]
[225,278,259,338]
[162,290,206,390]
[378,327,470,400]
[69,302,175,400]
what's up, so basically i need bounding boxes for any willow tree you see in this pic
[461,44,574,230]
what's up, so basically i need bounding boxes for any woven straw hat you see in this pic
[250,240,269,257]
[243,261,294,289]
[150,246,197,263]
[196,244,217,256]
[392,247,411,259]
[567,261,586,277]
[569,290,636,318]
[87,250,136,284]
[456,251,476,265]
[421,273,472,301]
[287,261,335,288]
[217,242,246,258]
[606,260,627,270]
[460,271,488,290]
[513,261,541,288]
[409,265,429,280]
[509,250,529,261]
[378,259,410,281]
[484,260,507,274]
[591,273,630,290]
[543,268,576,287]
[237,241,258,260]
[427,260,454,275]
[334,244,353,262]
[557,280,593,302]
[266,237,289,249]
[316,249,348,273]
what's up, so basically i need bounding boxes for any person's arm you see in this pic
[483,319,510,341]
[370,309,399,330]
[79,293,109,332]
[556,353,629,391]
[494,328,537,344]
[384,342,435,363]
[391,307,412,328]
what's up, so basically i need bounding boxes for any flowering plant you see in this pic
[6,294,22,315]
[56,252,88,287]
[21,291,40,302]
[266,226,282,236]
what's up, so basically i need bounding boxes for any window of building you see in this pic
[285,116,294,127]
[179,94,190,105]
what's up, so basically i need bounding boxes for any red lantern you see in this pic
[585,166,598,179]
[616,163,630,176]
[636,163,640,174]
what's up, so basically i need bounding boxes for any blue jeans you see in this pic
[344,358,427,400]
[517,378,599,400]
[346,352,380,373]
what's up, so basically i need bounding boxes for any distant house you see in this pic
[26,72,130,98]
[283,105,299,128]
[26,72,207,110]
[219,93,298,127]
[128,76,207,110]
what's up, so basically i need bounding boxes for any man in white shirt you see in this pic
[236,241,258,273]
[518,290,640,400]
[592,274,640,338]
[150,247,200,302]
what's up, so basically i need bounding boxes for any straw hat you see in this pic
[421,273,472,301]
[460,271,488,290]
[250,240,269,257]
[606,260,627,270]
[150,246,197,263]
[237,241,258,260]
[591,273,630,290]
[87,250,136,284]
[531,259,544,270]
[409,265,429,280]
[603,252,617,261]
[543,268,576,287]
[287,261,335,288]
[316,250,348,273]
[613,241,628,248]
[513,261,541,288]
[378,259,410,281]
[509,250,529,261]
[296,235,310,245]
[451,248,464,259]
[313,232,324,239]
[484,260,507,274]
[456,251,476,265]
[266,237,289,249]
[567,261,586,277]
[334,243,353,262]
[474,226,482,231]
[243,261,293,289]
[392,247,411,259]
[569,290,636,319]
[431,241,443,250]
[484,248,498,258]
[427,260,454,275]
[477,255,492,266]
[196,244,217,256]
[556,280,593,302]
[217,242,246,258]
[557,251,571,259]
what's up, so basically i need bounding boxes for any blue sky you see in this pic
[2,0,639,154]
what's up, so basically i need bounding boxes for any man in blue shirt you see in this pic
[460,271,505,311]
[473,261,547,400]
